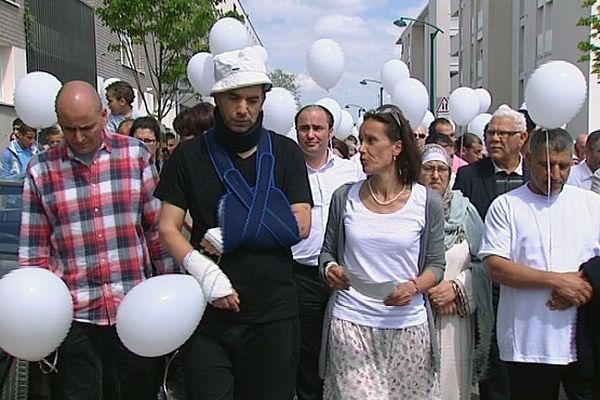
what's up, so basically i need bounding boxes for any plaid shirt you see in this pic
[19,131,177,325]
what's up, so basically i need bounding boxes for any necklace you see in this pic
[367,179,406,206]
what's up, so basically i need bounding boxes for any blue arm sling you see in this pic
[204,128,300,253]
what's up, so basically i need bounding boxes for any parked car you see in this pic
[0,179,21,278]
[0,179,28,400]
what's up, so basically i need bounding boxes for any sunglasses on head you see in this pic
[364,105,404,132]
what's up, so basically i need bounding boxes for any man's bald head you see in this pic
[55,81,103,118]
[56,81,107,155]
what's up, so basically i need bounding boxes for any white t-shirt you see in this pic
[566,160,593,190]
[479,184,600,364]
[333,182,427,329]
[292,152,363,266]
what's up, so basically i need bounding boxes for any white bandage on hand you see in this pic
[183,250,233,302]
[204,227,224,254]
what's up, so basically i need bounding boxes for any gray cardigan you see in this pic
[317,182,446,377]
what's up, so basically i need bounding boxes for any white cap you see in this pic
[211,47,272,95]
[421,143,451,166]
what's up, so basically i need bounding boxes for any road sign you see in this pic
[436,96,449,117]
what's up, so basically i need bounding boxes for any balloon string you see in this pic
[545,130,552,270]
[162,350,180,396]
[39,351,59,374]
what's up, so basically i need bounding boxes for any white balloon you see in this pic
[263,87,298,135]
[391,78,429,130]
[449,87,480,126]
[0,268,73,361]
[117,275,205,357]
[474,88,492,113]
[285,126,298,143]
[335,110,354,140]
[525,60,587,129]
[252,45,269,63]
[355,115,364,132]
[467,113,493,139]
[209,17,249,55]
[380,59,410,95]
[316,97,342,133]
[307,39,344,90]
[421,110,435,130]
[100,77,120,106]
[14,72,62,129]
[187,52,216,96]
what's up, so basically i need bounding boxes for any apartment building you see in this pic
[399,0,598,135]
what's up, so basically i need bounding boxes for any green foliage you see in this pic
[96,0,217,121]
[577,0,600,82]
[268,69,301,108]
[224,10,245,23]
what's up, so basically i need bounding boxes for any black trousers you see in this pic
[479,283,510,400]
[0,350,12,394]
[506,361,599,400]
[53,321,163,400]
[182,316,300,400]
[294,261,330,400]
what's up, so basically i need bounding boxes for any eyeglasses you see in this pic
[485,130,522,138]
[421,165,450,175]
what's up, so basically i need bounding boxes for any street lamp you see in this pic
[359,79,384,107]
[344,104,366,118]
[394,17,444,112]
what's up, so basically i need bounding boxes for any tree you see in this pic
[268,69,301,107]
[96,0,217,122]
[577,0,600,82]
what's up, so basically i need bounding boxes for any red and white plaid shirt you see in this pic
[19,131,177,325]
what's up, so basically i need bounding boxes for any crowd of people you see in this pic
[1,45,600,400]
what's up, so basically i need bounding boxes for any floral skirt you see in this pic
[323,317,440,400]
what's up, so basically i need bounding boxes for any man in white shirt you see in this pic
[567,130,600,190]
[292,105,363,400]
[480,128,600,400]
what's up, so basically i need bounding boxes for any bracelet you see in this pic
[409,278,420,294]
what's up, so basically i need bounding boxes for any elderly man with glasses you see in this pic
[453,106,530,400]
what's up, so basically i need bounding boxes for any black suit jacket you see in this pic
[453,157,530,220]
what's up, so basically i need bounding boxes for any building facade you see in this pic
[400,0,599,135]
[0,0,26,149]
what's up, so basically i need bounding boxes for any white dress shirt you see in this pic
[292,152,364,266]
[567,160,593,190]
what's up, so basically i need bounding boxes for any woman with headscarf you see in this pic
[419,143,493,400]
[319,105,445,399]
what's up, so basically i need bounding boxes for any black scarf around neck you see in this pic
[214,107,264,154]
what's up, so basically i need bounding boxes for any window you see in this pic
[0,46,25,104]
[536,33,544,59]
[120,35,144,73]
[544,29,553,56]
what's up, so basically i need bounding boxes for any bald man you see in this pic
[575,133,588,163]
[18,81,176,399]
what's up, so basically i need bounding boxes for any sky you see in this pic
[242,0,428,120]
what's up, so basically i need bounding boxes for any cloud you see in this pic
[243,0,428,110]
[314,15,370,38]
[295,73,321,94]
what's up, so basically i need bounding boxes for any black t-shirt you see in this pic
[155,131,312,324]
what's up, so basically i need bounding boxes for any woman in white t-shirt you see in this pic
[320,105,446,399]
[419,144,493,400]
